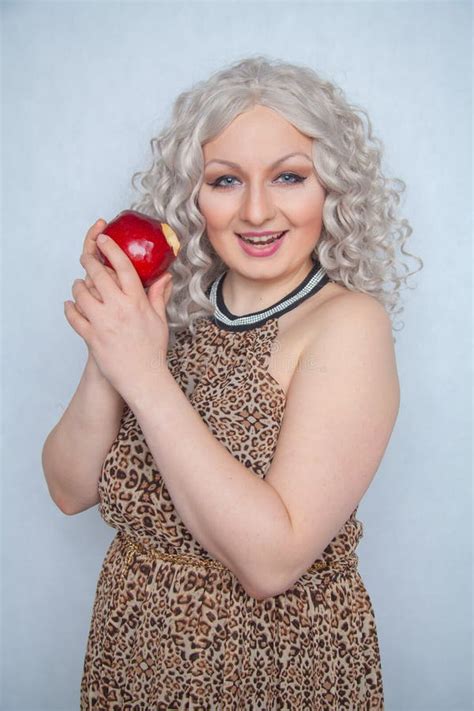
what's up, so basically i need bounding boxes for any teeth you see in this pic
[240,231,285,245]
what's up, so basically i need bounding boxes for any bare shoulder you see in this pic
[270,284,396,398]
[299,288,400,407]
[302,287,395,352]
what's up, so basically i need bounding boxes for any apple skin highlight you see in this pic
[99,210,180,288]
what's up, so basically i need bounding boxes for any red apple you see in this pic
[98,210,180,288]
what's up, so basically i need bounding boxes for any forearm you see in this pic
[42,354,125,514]
[128,370,294,598]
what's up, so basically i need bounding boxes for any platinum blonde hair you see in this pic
[130,55,423,348]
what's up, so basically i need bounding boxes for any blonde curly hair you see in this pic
[130,55,423,348]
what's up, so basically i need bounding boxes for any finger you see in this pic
[101,265,121,287]
[82,278,103,303]
[64,299,93,342]
[75,300,88,317]
[164,276,173,305]
[89,284,104,303]
[84,273,105,291]
[91,234,142,297]
[83,218,108,258]
[149,273,172,322]
[79,250,123,303]
[83,265,119,289]
[72,278,105,320]
[78,277,103,308]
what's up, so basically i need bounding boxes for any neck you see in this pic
[222,259,315,316]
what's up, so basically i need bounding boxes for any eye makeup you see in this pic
[207,172,308,190]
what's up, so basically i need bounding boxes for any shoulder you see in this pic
[298,288,399,403]
[303,287,394,348]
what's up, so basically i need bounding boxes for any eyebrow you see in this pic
[204,152,313,170]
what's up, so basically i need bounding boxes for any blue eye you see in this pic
[208,172,307,189]
[211,175,239,188]
[277,173,306,185]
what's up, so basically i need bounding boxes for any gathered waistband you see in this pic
[116,531,359,583]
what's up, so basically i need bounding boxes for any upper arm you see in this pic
[265,293,400,594]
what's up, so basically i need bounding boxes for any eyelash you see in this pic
[208,172,307,190]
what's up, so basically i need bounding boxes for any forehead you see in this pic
[202,105,313,161]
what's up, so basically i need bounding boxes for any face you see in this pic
[197,104,326,284]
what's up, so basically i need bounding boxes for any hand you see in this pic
[81,219,120,305]
[69,218,124,384]
[69,219,119,355]
[67,218,127,388]
[64,229,174,403]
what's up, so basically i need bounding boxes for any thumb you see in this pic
[147,273,173,316]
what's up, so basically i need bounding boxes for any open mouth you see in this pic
[238,230,287,246]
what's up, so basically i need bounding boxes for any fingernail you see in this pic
[98,234,107,244]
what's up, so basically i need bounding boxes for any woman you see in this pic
[43,56,422,709]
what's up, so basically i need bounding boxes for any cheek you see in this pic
[198,194,235,226]
[294,189,325,224]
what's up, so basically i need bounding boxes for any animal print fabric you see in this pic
[80,316,384,709]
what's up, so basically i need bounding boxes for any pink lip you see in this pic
[236,230,287,257]
[238,230,286,237]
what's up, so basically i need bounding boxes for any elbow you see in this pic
[55,497,98,516]
[43,478,76,516]
[238,555,305,602]
[53,493,77,516]
[233,570,269,601]
[246,577,293,601]
[243,582,275,602]
[259,554,325,600]
[59,503,78,516]
[239,565,291,602]
[46,483,82,515]
[253,574,291,600]
[232,563,278,601]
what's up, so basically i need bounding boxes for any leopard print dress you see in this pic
[80,312,385,710]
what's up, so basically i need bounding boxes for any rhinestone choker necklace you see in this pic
[206,259,333,332]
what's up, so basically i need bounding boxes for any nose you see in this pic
[238,182,277,226]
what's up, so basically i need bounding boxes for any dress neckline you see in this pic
[206,258,333,332]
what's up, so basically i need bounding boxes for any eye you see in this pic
[276,172,307,185]
[209,175,239,189]
[207,172,307,189]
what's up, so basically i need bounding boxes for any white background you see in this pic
[2,1,472,709]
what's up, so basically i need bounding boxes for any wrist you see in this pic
[127,366,176,414]
[84,352,118,390]
[84,352,103,379]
